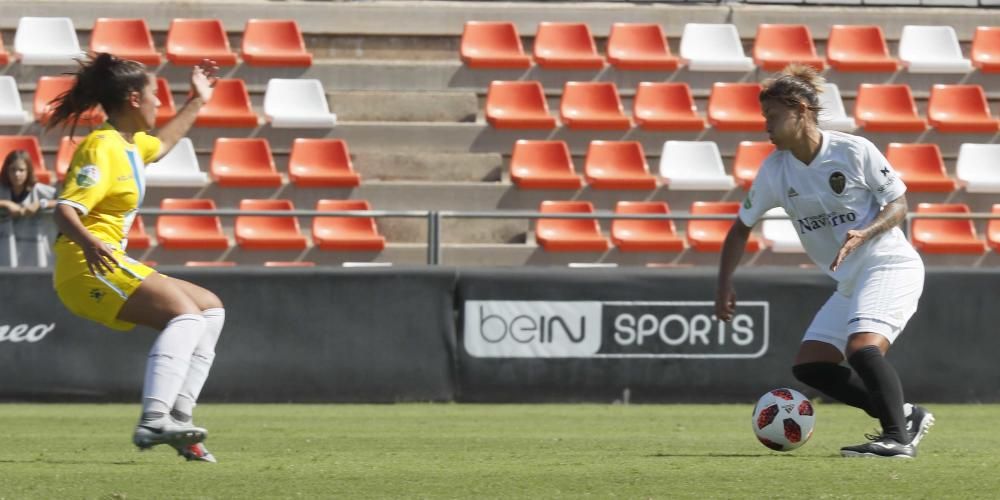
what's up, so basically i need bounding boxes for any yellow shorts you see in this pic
[53,242,156,331]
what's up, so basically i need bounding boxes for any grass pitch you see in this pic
[0,403,997,499]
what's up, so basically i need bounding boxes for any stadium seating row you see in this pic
[461,22,1000,73]
[0,17,311,67]
[4,133,998,195]
[0,76,336,129]
[485,80,999,133]
[124,198,1000,256]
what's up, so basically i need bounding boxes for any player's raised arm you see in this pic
[154,60,219,161]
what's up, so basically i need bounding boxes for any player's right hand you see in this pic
[714,283,737,322]
[83,238,118,276]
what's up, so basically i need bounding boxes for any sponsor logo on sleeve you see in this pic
[743,189,754,210]
[463,301,768,359]
[76,165,100,188]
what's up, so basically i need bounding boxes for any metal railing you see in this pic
[138,208,1000,266]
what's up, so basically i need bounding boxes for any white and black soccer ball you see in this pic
[751,388,816,451]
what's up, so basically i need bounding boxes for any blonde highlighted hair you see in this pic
[759,64,826,122]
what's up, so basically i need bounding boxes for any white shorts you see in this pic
[802,256,924,354]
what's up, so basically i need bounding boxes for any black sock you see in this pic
[848,345,907,443]
[170,409,192,423]
[792,362,878,419]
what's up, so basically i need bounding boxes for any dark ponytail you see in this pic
[759,63,826,124]
[46,52,148,134]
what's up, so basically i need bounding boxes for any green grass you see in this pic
[0,403,997,499]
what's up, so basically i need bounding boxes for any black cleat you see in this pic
[841,434,915,459]
[906,404,935,447]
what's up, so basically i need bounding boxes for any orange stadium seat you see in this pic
[927,85,999,133]
[55,135,84,181]
[235,199,308,250]
[90,18,161,66]
[0,135,50,185]
[185,261,236,267]
[611,201,684,252]
[156,198,229,250]
[912,203,987,254]
[509,140,582,190]
[854,84,926,133]
[583,141,656,190]
[733,141,776,190]
[972,27,1000,73]
[312,199,386,251]
[0,37,8,66]
[687,201,762,253]
[885,143,957,193]
[826,25,899,72]
[460,21,531,69]
[632,82,705,131]
[560,82,630,130]
[536,201,609,252]
[707,83,765,132]
[166,18,238,66]
[195,79,258,127]
[606,23,680,71]
[210,138,282,187]
[753,24,824,71]
[288,138,361,188]
[155,77,176,126]
[34,76,106,127]
[485,81,556,129]
[989,205,1000,252]
[533,22,603,70]
[242,19,312,67]
[127,215,151,250]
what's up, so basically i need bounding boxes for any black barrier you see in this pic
[0,268,457,403]
[1,267,998,403]
[455,267,1000,403]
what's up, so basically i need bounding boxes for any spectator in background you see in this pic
[0,150,56,267]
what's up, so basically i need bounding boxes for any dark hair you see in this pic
[759,64,825,123]
[46,52,149,135]
[1,150,37,190]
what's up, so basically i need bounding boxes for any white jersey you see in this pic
[738,130,922,294]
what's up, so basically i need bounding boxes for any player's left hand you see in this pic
[830,229,868,272]
[191,59,220,102]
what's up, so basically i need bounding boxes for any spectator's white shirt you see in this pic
[739,130,921,294]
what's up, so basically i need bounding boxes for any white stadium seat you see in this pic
[956,144,1000,194]
[659,141,735,191]
[14,17,84,66]
[0,76,30,125]
[146,138,210,187]
[679,24,755,72]
[263,78,337,128]
[899,25,972,74]
[762,208,805,253]
[818,83,856,132]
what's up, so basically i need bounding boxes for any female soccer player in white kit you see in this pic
[714,65,934,458]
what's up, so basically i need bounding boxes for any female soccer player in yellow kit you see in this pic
[50,53,222,462]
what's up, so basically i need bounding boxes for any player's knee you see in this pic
[792,362,835,389]
[201,291,223,311]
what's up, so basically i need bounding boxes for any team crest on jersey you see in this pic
[76,165,100,188]
[829,171,846,195]
[89,288,106,303]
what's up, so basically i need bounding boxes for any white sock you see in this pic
[173,308,225,417]
[141,314,206,415]
[903,403,914,417]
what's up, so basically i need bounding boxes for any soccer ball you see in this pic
[752,388,815,451]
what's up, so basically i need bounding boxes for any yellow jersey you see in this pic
[54,123,161,285]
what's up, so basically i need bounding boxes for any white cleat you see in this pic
[132,415,207,450]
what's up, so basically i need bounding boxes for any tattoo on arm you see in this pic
[862,195,907,239]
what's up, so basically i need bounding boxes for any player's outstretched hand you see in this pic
[714,283,737,322]
[831,229,868,272]
[191,59,220,102]
[82,237,118,276]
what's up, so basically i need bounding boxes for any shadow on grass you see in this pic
[0,459,141,465]
[647,452,798,458]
